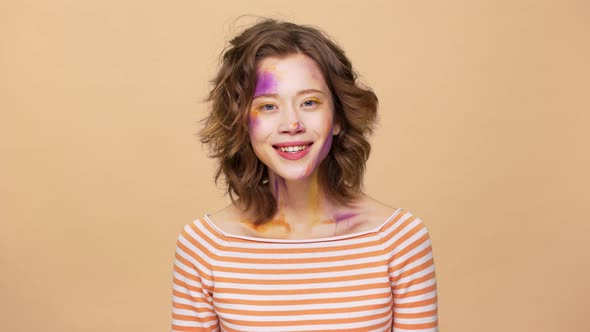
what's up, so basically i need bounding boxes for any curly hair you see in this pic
[198,18,378,224]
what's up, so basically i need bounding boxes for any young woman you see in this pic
[172,19,439,332]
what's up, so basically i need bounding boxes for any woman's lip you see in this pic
[274,143,312,160]
[273,141,313,148]
[272,143,313,151]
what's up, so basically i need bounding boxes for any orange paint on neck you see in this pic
[308,171,323,226]
[240,212,292,235]
[240,172,348,237]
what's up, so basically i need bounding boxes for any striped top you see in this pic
[172,208,438,332]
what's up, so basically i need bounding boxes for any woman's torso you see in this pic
[198,206,407,331]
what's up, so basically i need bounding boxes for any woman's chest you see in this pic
[210,253,393,331]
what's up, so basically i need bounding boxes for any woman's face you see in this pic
[248,53,340,181]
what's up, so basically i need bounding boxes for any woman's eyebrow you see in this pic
[253,89,325,100]
[296,89,324,96]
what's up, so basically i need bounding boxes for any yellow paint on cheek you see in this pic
[304,162,313,176]
[249,109,260,128]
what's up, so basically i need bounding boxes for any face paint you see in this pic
[290,121,303,131]
[250,70,277,131]
[275,175,289,207]
[333,211,357,222]
[240,212,291,236]
[308,172,321,225]
[254,70,279,97]
[248,52,343,229]
[250,69,279,132]
[249,108,260,129]
[304,162,313,176]
[301,123,334,178]
[318,126,334,160]
[272,175,287,208]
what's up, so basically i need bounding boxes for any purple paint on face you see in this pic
[333,211,357,222]
[249,109,260,129]
[318,128,333,159]
[302,125,334,178]
[274,175,279,201]
[278,176,288,207]
[254,71,278,97]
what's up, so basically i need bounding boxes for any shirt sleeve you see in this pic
[171,223,219,332]
[385,212,439,331]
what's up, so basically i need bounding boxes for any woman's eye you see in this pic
[260,104,276,111]
[302,99,318,108]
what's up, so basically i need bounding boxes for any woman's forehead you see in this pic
[257,54,323,77]
[255,54,328,94]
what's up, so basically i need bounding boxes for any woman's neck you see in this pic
[268,170,335,226]
[227,171,376,239]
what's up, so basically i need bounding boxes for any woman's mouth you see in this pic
[273,143,313,160]
[277,144,311,153]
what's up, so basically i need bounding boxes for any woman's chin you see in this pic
[270,166,316,182]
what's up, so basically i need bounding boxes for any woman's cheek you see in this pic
[318,128,334,160]
[262,116,277,130]
[249,109,260,129]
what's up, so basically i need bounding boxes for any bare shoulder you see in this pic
[207,203,249,235]
[341,194,399,232]
[360,194,398,217]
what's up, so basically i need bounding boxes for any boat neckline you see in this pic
[201,207,404,243]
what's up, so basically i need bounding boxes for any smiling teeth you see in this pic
[279,145,309,153]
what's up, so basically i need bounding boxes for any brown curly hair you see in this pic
[198,18,378,224]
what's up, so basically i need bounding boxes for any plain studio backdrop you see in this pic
[1,1,588,331]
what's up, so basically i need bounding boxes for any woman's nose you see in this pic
[278,110,305,134]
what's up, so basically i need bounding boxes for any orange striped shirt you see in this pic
[172,208,438,331]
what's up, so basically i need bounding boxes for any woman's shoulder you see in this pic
[206,203,251,236]
[344,194,400,232]
[357,194,399,219]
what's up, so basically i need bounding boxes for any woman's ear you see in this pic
[333,122,341,135]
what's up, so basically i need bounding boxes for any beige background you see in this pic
[1,0,589,331]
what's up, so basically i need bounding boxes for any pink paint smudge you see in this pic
[274,175,279,201]
[333,211,357,222]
